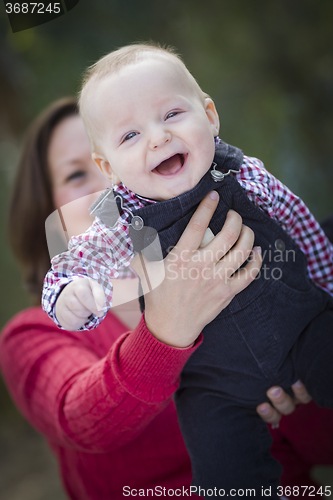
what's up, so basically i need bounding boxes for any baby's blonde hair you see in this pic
[79,42,205,152]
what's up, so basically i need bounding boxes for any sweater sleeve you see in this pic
[0,307,201,453]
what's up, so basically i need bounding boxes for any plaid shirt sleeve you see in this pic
[238,156,333,296]
[42,217,135,331]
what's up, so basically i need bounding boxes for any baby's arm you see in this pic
[268,170,333,295]
[42,218,134,330]
[240,156,333,295]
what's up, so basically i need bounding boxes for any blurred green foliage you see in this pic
[0,0,332,329]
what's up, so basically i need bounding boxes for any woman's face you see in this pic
[48,113,141,327]
[48,115,111,235]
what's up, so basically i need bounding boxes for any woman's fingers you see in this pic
[257,386,298,426]
[229,246,262,295]
[213,223,255,278]
[257,382,312,426]
[266,382,311,415]
[291,380,312,404]
[175,191,220,253]
[256,402,282,426]
[207,210,244,262]
[257,387,297,426]
[142,203,261,348]
[266,386,297,416]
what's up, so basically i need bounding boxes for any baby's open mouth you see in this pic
[152,154,186,176]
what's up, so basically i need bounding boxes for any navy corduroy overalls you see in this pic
[128,141,333,497]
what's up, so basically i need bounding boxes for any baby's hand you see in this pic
[55,278,106,331]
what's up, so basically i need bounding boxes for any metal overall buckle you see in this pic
[90,189,144,231]
[210,162,240,182]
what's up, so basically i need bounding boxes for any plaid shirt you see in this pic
[42,150,333,330]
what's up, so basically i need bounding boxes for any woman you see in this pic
[0,98,330,500]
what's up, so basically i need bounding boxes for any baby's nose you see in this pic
[150,129,171,149]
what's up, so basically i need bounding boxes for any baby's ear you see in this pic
[204,98,220,136]
[92,153,121,185]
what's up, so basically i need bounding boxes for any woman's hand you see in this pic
[136,190,262,348]
[256,381,312,427]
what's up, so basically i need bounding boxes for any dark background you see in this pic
[0,1,332,497]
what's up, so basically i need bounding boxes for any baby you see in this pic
[43,44,333,497]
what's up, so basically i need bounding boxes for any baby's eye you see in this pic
[165,111,180,120]
[123,131,138,142]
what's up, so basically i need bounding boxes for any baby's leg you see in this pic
[292,305,333,408]
[175,387,282,499]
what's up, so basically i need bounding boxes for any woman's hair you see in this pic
[8,97,78,302]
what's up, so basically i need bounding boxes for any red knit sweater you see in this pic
[2,308,333,499]
[0,307,202,499]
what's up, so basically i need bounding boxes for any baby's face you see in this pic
[91,57,219,201]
